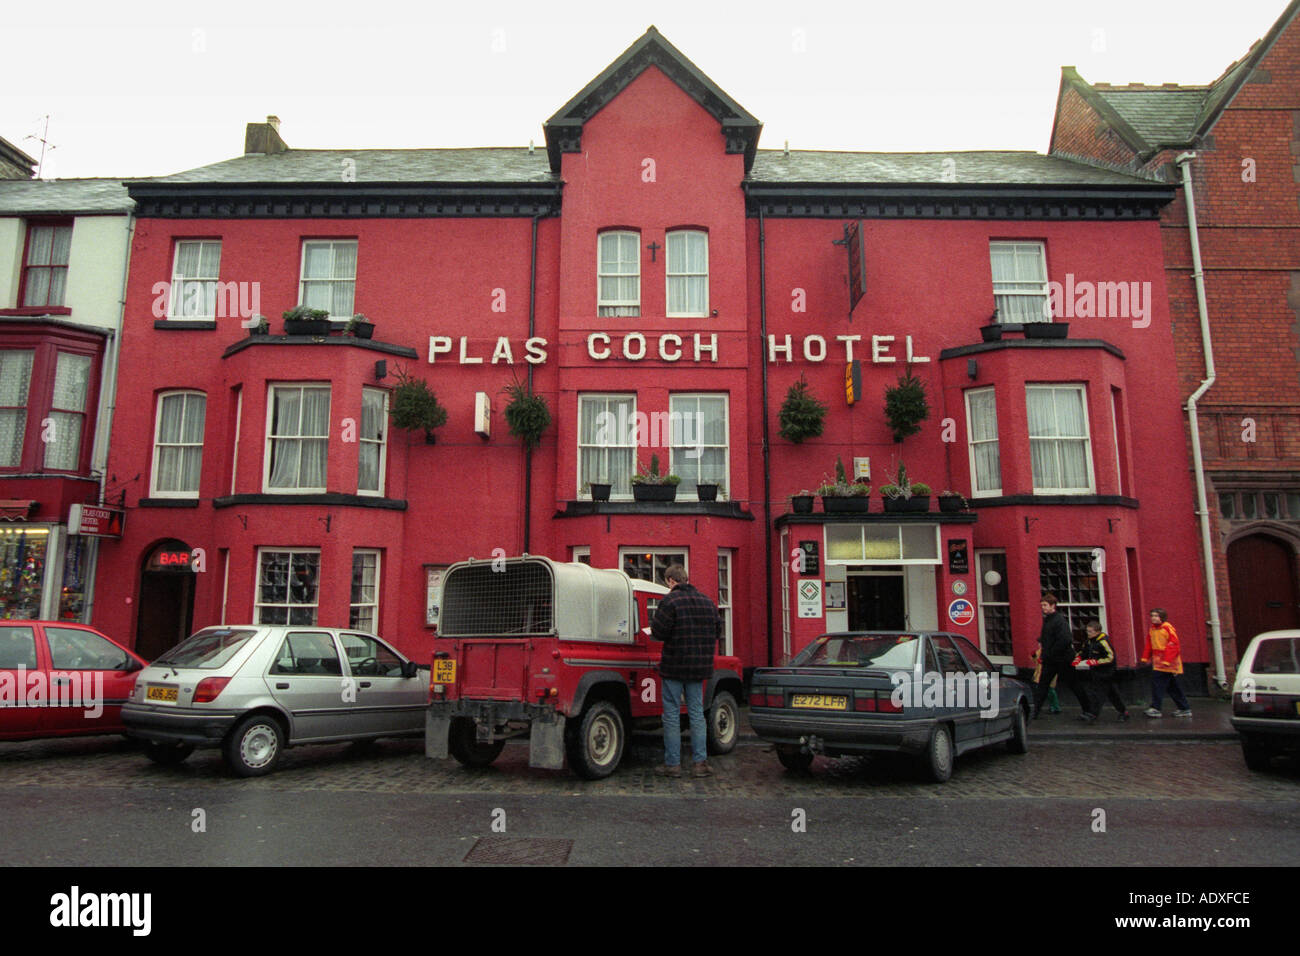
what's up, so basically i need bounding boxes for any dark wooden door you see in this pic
[848,575,905,630]
[1228,534,1300,658]
[135,571,194,662]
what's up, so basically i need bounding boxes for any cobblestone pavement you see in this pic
[1,732,1296,800]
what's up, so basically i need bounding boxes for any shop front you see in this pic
[0,520,95,622]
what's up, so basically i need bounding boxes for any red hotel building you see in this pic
[91,28,1208,685]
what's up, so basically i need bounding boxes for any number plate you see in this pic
[433,660,456,683]
[146,684,178,703]
[791,693,848,711]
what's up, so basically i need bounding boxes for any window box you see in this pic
[695,482,719,502]
[1024,322,1069,339]
[979,324,1003,343]
[823,496,871,515]
[790,494,815,514]
[632,483,677,503]
[587,482,611,502]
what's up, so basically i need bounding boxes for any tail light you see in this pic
[1234,693,1297,717]
[751,692,778,708]
[192,677,230,703]
[876,695,903,714]
[854,694,877,712]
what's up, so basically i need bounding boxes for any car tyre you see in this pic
[921,724,954,783]
[1241,738,1274,773]
[1007,703,1029,754]
[707,690,739,755]
[776,745,814,773]
[447,717,505,768]
[142,740,194,766]
[566,700,624,780]
[224,714,285,777]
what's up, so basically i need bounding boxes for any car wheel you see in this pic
[1007,703,1029,754]
[142,740,194,766]
[921,724,954,783]
[565,700,625,780]
[776,745,814,773]
[1241,738,1274,772]
[224,714,285,777]
[707,690,739,755]
[447,717,505,768]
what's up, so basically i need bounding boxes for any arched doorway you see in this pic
[1227,532,1300,659]
[135,539,196,661]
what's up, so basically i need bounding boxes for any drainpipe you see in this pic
[758,209,774,666]
[523,214,539,555]
[1175,151,1227,691]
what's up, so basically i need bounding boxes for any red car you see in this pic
[0,621,148,740]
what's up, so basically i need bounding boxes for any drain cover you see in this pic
[464,837,573,865]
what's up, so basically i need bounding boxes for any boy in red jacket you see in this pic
[1141,608,1192,717]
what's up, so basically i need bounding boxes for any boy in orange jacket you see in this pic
[1141,608,1192,717]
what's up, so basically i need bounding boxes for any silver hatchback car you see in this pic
[122,625,428,776]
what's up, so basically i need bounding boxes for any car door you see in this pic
[41,624,142,735]
[265,630,349,742]
[338,632,425,735]
[952,634,1010,737]
[0,623,44,739]
[927,634,985,750]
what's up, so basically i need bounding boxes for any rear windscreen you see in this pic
[1253,638,1300,674]
[440,562,554,636]
[154,628,257,668]
[793,634,918,668]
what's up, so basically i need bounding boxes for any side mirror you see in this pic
[402,660,420,679]
[1000,664,1019,677]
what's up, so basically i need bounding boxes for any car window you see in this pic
[0,626,37,668]
[953,636,995,673]
[928,635,968,675]
[924,639,940,674]
[338,633,404,677]
[270,632,343,676]
[45,627,132,670]
[155,628,257,668]
[794,634,918,668]
[1252,637,1300,674]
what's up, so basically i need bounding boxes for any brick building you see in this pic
[1050,0,1300,686]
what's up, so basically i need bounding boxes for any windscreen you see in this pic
[153,628,257,668]
[792,634,919,669]
[440,561,554,636]
[1253,637,1300,674]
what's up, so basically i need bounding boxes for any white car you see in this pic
[1230,629,1300,771]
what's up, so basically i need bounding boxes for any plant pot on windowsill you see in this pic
[587,482,611,502]
[632,483,677,502]
[348,321,374,339]
[283,306,332,336]
[790,494,815,515]
[979,324,1003,343]
[905,496,931,513]
[938,493,968,513]
[1023,321,1069,339]
[822,495,870,514]
[882,496,908,514]
[695,483,719,502]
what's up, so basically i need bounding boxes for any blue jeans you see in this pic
[662,678,707,766]
[1151,671,1190,711]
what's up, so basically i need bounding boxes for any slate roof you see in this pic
[0,179,133,215]
[750,150,1161,186]
[1089,86,1207,147]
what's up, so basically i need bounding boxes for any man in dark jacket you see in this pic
[650,564,721,777]
[1032,592,1093,720]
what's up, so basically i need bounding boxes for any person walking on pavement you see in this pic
[650,564,722,778]
[1032,592,1094,720]
[1141,608,1192,717]
[1030,645,1061,714]
[1074,619,1130,720]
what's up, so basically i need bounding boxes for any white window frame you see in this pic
[669,393,729,500]
[578,393,636,499]
[597,231,640,317]
[666,229,708,318]
[823,524,941,565]
[350,549,381,632]
[717,549,733,656]
[974,549,1012,663]
[570,546,591,565]
[298,239,358,321]
[167,240,222,320]
[150,390,206,498]
[255,547,321,626]
[1110,388,1123,497]
[263,383,331,494]
[358,387,388,497]
[1037,548,1107,641]
[1026,384,1095,495]
[990,240,1050,324]
[964,386,1001,498]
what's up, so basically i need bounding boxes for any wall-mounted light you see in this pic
[374,360,387,381]
[967,359,978,380]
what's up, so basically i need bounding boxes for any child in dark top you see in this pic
[1074,619,1130,721]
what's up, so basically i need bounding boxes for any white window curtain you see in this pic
[0,351,34,468]
[666,231,708,316]
[23,225,72,307]
[1028,386,1090,491]
[358,388,386,494]
[579,395,634,495]
[598,233,639,316]
[170,241,221,318]
[990,242,1049,324]
[43,352,91,470]
[268,386,330,490]
[300,241,357,318]
[670,394,727,494]
[966,388,1001,494]
[154,392,206,494]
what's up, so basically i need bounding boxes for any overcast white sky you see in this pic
[3,0,1291,179]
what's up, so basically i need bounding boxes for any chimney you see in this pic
[244,115,288,155]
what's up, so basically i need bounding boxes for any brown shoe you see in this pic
[692,761,714,777]
[655,764,682,778]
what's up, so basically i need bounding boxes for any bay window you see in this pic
[1027,385,1094,493]
[265,385,330,492]
[964,387,1001,496]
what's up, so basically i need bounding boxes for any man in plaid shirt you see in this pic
[651,564,722,778]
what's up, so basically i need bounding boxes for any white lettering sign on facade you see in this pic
[872,335,895,363]
[836,334,862,361]
[588,333,612,360]
[803,335,826,362]
[659,334,682,361]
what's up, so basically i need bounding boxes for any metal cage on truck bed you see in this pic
[438,556,637,644]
